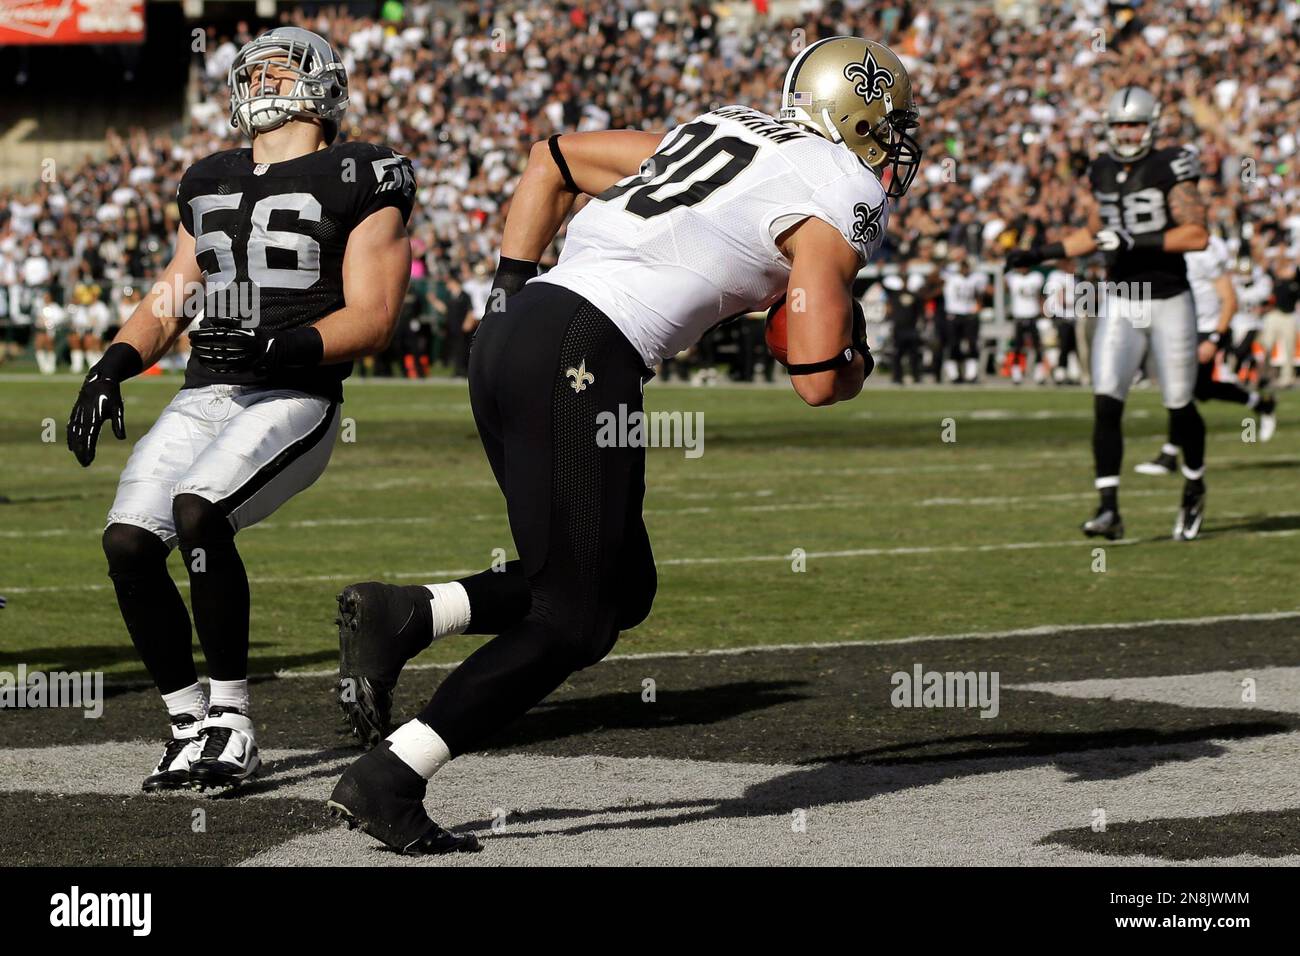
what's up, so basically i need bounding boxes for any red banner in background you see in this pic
[0,0,144,45]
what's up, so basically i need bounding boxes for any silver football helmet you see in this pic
[1104,86,1160,162]
[229,27,348,142]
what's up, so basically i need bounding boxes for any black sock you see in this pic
[174,495,249,682]
[103,524,196,693]
[1169,402,1206,474]
[1100,486,1119,512]
[1092,394,1124,482]
[458,561,532,634]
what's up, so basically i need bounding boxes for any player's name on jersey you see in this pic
[710,105,813,144]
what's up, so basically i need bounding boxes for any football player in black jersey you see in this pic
[1008,86,1210,541]
[65,27,416,794]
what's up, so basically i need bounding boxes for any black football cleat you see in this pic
[1082,507,1125,540]
[142,713,203,793]
[326,742,481,855]
[1134,450,1178,476]
[336,582,432,749]
[1173,480,1206,541]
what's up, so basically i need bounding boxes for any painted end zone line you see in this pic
[275,610,1300,679]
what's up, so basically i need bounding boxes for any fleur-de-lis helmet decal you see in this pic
[778,36,922,199]
[843,49,896,106]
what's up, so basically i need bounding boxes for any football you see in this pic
[764,301,789,366]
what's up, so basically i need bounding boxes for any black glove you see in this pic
[67,343,142,468]
[188,324,323,375]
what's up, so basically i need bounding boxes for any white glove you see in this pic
[1094,228,1136,253]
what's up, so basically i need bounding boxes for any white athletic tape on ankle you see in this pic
[208,677,250,714]
[424,582,471,639]
[162,681,208,724]
[387,719,451,779]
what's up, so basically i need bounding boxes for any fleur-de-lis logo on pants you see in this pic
[566,359,594,393]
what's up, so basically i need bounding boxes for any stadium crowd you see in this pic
[1,0,1297,384]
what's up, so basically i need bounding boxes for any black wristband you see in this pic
[274,326,324,368]
[786,346,858,376]
[491,256,539,302]
[1132,233,1164,252]
[548,135,581,194]
[1039,241,1066,262]
[95,342,144,381]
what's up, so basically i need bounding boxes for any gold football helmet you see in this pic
[780,36,921,199]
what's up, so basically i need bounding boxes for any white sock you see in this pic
[1161,443,1179,457]
[161,682,207,725]
[1247,392,1260,409]
[1095,476,1120,490]
[387,719,451,779]
[36,350,54,374]
[208,677,249,714]
[424,582,471,639]
[1182,465,1205,481]
[70,349,85,373]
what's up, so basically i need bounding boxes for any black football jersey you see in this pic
[177,140,416,400]
[1087,146,1200,299]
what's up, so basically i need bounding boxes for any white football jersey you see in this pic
[537,105,889,366]
[941,268,987,316]
[1005,270,1045,319]
[1043,269,1076,320]
[1185,236,1231,333]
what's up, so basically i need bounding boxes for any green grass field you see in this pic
[3,372,1298,682]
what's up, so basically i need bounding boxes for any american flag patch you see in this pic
[790,91,813,106]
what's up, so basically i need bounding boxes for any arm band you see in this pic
[96,342,144,381]
[1133,233,1165,251]
[491,256,539,300]
[1039,241,1066,262]
[786,346,859,376]
[276,326,324,368]
[548,135,581,194]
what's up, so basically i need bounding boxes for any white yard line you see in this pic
[4,513,1299,595]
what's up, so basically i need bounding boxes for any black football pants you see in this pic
[418,282,657,755]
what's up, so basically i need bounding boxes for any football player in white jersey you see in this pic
[1136,235,1277,474]
[1005,264,1047,384]
[941,254,989,382]
[326,36,922,855]
[1043,266,1083,383]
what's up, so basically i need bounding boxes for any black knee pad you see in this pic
[103,522,170,576]
[172,493,233,548]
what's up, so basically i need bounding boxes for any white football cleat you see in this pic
[142,713,204,792]
[189,706,261,791]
